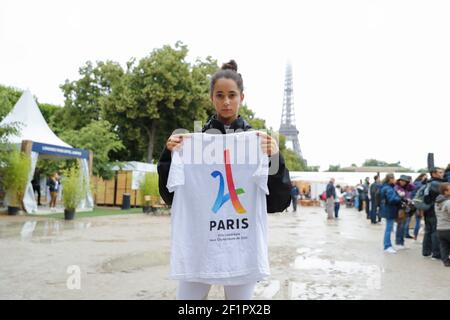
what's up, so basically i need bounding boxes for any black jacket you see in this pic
[424,177,446,217]
[157,115,292,213]
[326,183,336,199]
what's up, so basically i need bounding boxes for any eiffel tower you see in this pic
[279,63,303,160]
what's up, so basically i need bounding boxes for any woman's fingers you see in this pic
[167,134,191,151]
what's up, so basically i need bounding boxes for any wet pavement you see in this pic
[1,206,449,300]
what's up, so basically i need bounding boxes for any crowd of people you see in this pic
[322,164,450,267]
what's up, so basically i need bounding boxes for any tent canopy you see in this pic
[0,90,93,213]
[0,90,72,148]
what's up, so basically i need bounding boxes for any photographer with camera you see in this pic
[394,175,416,250]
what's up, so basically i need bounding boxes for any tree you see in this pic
[277,134,307,171]
[0,85,22,120]
[327,164,341,172]
[38,103,60,126]
[59,120,124,179]
[239,104,266,129]
[59,61,125,131]
[0,85,21,172]
[101,42,218,163]
[362,159,403,167]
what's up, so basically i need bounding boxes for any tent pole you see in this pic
[21,140,33,156]
[88,151,94,177]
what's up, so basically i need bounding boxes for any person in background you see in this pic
[445,164,450,183]
[353,186,360,210]
[394,175,416,250]
[435,183,450,267]
[356,182,364,212]
[334,184,343,218]
[410,173,428,240]
[363,177,370,219]
[423,167,446,260]
[369,175,382,224]
[326,178,336,220]
[31,169,41,206]
[290,183,300,212]
[47,172,60,212]
[380,174,402,254]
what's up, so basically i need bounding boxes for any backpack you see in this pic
[412,183,432,211]
[320,191,327,201]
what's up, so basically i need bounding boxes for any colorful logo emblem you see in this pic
[211,149,246,214]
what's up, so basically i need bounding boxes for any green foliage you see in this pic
[59,120,124,179]
[61,165,87,210]
[101,42,217,163]
[0,85,22,120]
[3,150,30,207]
[38,103,60,126]
[59,61,125,131]
[363,159,402,167]
[139,172,159,205]
[239,104,266,129]
[327,164,341,172]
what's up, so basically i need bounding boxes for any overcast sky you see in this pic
[1,0,449,171]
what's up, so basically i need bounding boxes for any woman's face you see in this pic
[211,78,244,125]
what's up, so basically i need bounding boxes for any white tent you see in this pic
[0,90,93,214]
[1,90,71,148]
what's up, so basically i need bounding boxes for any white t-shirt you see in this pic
[167,131,270,285]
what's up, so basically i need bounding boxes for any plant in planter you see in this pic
[139,172,159,214]
[3,150,30,215]
[61,166,87,220]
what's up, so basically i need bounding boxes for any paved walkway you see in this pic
[0,206,449,299]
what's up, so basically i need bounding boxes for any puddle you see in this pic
[0,220,98,241]
[100,251,170,273]
[293,256,382,293]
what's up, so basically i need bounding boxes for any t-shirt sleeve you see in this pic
[166,150,184,193]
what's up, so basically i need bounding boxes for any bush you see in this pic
[3,150,30,207]
[139,172,159,205]
[62,166,87,211]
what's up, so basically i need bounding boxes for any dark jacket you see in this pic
[290,186,300,198]
[326,183,336,199]
[157,115,292,213]
[370,182,382,206]
[380,182,402,219]
[424,177,446,217]
[445,171,450,183]
[47,178,59,193]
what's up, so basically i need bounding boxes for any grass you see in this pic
[28,207,150,220]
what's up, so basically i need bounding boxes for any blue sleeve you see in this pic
[386,187,401,205]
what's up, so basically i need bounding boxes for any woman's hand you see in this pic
[166,134,190,152]
[257,131,279,156]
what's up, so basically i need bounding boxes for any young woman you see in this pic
[48,172,60,211]
[157,60,292,300]
[394,175,415,249]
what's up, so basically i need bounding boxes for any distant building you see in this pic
[339,166,411,173]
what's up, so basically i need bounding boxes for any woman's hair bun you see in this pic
[221,60,238,72]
